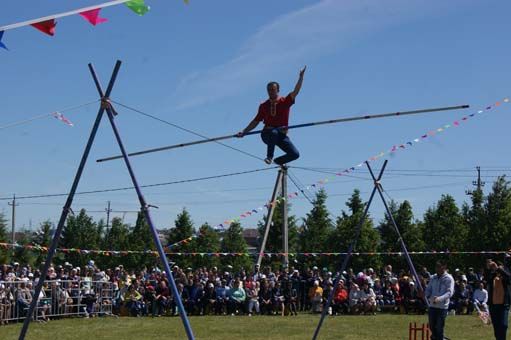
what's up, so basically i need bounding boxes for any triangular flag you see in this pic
[80,8,108,26]
[31,19,57,36]
[126,0,150,15]
[52,112,74,127]
[0,31,8,50]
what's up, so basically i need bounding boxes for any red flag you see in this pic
[31,19,57,36]
[79,8,108,26]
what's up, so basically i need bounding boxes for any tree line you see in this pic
[0,176,510,273]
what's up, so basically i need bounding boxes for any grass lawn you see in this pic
[0,314,502,340]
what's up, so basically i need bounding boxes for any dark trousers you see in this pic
[490,304,509,340]
[428,307,448,340]
[261,128,299,165]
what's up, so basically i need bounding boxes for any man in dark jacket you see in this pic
[485,257,511,340]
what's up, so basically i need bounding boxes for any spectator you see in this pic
[473,281,489,315]
[259,280,274,315]
[485,258,511,340]
[203,282,217,315]
[284,280,298,316]
[332,280,348,315]
[308,280,323,313]
[247,281,260,316]
[124,284,143,317]
[273,281,285,316]
[360,282,377,315]
[215,279,229,315]
[349,283,362,314]
[228,279,246,315]
[425,260,454,340]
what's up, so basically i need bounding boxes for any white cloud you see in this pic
[171,0,467,109]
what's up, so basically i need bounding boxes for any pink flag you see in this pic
[52,112,74,127]
[79,8,108,26]
[31,19,57,36]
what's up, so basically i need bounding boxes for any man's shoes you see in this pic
[264,158,273,165]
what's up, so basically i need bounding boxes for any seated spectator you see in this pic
[472,281,489,320]
[455,280,472,315]
[214,280,229,315]
[349,283,363,314]
[187,279,205,315]
[124,284,143,317]
[332,280,349,315]
[404,281,425,314]
[203,282,217,315]
[82,288,98,318]
[382,280,396,310]
[373,279,385,311]
[309,280,323,313]
[16,280,32,318]
[273,281,285,316]
[156,280,170,316]
[259,280,274,315]
[247,281,260,316]
[228,279,246,315]
[284,280,298,316]
[360,282,377,315]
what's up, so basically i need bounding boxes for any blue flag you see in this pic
[0,31,8,50]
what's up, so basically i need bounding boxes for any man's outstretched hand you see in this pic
[299,65,307,78]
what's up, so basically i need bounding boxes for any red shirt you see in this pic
[255,94,295,127]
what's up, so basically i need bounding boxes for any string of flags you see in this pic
[215,97,509,230]
[0,243,507,258]
[0,0,189,50]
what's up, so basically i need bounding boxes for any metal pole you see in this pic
[256,169,283,267]
[8,194,18,257]
[18,61,121,340]
[367,163,427,304]
[96,104,470,162]
[282,167,289,266]
[106,201,111,230]
[88,63,195,340]
[312,161,387,340]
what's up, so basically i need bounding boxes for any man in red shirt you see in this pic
[237,66,306,165]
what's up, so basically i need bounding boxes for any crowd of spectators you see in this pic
[0,260,491,325]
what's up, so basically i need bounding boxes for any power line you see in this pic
[0,100,99,131]
[111,100,265,162]
[0,167,277,201]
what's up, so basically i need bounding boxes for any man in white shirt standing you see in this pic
[425,260,455,340]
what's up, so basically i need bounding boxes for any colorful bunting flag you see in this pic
[52,112,74,127]
[125,0,150,15]
[31,19,57,36]
[0,31,7,50]
[80,9,108,26]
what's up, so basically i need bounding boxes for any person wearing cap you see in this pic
[203,282,217,315]
[309,280,323,313]
[425,260,454,340]
[485,258,511,340]
[215,280,230,315]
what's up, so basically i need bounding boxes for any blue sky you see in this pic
[0,0,510,233]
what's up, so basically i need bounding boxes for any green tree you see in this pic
[0,213,9,264]
[220,221,251,272]
[61,209,102,268]
[378,200,425,269]
[100,217,131,268]
[193,223,221,268]
[257,199,299,267]
[33,220,54,265]
[167,209,197,269]
[484,176,511,250]
[300,189,334,251]
[422,194,468,269]
[332,189,381,270]
[126,211,157,270]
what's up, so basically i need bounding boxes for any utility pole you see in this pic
[466,166,485,196]
[105,201,112,230]
[8,194,18,257]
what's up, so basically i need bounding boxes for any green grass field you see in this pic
[0,314,502,340]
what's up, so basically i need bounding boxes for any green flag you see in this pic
[126,0,150,15]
